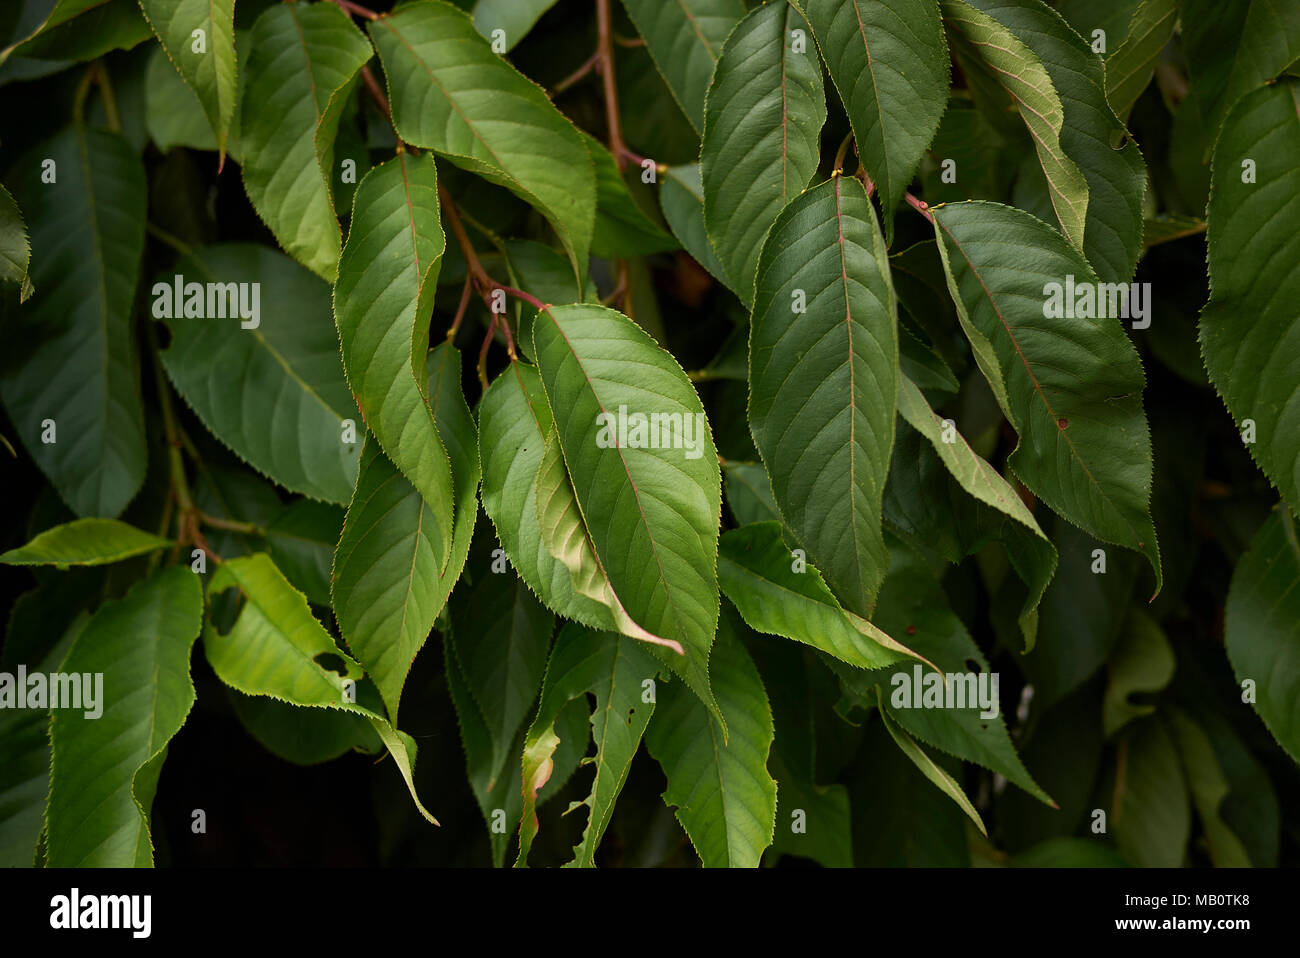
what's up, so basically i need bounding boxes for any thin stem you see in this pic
[147,222,194,257]
[71,65,96,128]
[832,131,854,174]
[93,61,121,133]
[496,285,545,313]
[361,65,391,122]
[439,183,493,295]
[446,274,473,343]
[476,315,497,389]
[613,33,644,48]
[149,330,194,518]
[199,512,264,536]
[329,0,380,21]
[552,52,599,95]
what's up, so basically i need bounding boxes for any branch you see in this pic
[595,0,627,170]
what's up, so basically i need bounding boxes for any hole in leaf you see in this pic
[314,652,348,676]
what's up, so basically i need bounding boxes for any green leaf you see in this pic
[878,702,987,836]
[1199,80,1300,513]
[645,611,777,867]
[1142,213,1206,248]
[660,163,730,287]
[471,0,557,51]
[1011,837,1128,867]
[228,688,381,766]
[873,546,1053,806]
[850,717,970,865]
[1,127,147,518]
[723,461,781,527]
[138,0,238,159]
[448,558,553,791]
[718,522,922,671]
[265,500,343,607]
[619,0,746,133]
[1,518,172,566]
[963,0,1147,285]
[1021,514,1138,707]
[534,431,675,650]
[931,200,1161,590]
[586,131,677,259]
[942,0,1089,252]
[479,361,642,633]
[749,176,896,616]
[158,243,363,505]
[1182,0,1300,141]
[1166,706,1251,868]
[239,1,372,281]
[1102,609,1174,737]
[203,553,439,824]
[531,302,723,722]
[701,1,824,305]
[9,0,150,63]
[332,344,479,724]
[334,153,455,568]
[1104,0,1177,123]
[803,0,949,230]
[894,374,1056,649]
[1225,507,1300,764]
[46,566,203,866]
[0,610,83,867]
[516,624,660,867]
[1110,715,1189,867]
[0,183,32,300]
[369,0,595,283]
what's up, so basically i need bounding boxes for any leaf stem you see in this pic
[329,0,380,21]
[447,274,473,343]
[552,52,599,95]
[199,512,264,536]
[832,132,854,174]
[93,62,121,133]
[147,222,194,257]
[360,64,392,123]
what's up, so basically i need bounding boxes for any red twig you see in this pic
[552,52,599,95]
[904,192,934,223]
[330,0,380,21]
